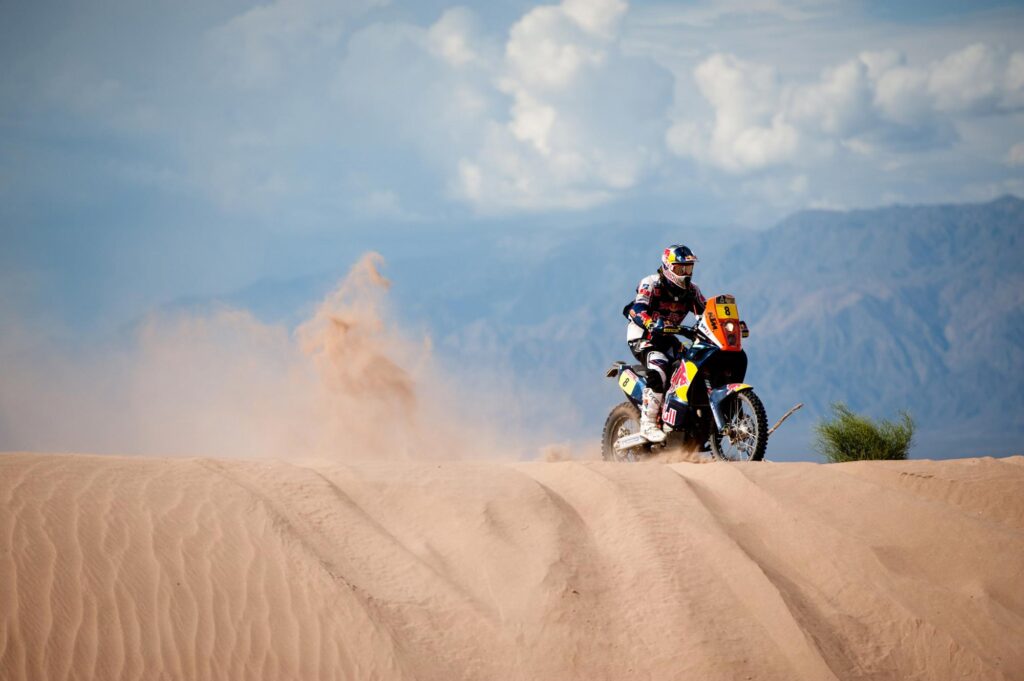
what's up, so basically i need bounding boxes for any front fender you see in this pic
[708,383,753,430]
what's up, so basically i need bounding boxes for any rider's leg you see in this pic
[639,350,670,443]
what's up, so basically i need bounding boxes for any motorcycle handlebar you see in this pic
[663,325,698,339]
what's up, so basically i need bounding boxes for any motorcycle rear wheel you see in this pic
[601,401,643,462]
[709,390,768,462]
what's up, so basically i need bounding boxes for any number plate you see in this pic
[716,302,738,319]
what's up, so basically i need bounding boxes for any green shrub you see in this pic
[814,403,915,462]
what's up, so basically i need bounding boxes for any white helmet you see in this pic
[661,244,697,288]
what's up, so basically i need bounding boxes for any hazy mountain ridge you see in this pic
[737,196,1024,429]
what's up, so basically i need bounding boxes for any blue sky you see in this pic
[2,0,1024,328]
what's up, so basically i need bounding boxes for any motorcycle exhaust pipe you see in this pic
[613,433,649,452]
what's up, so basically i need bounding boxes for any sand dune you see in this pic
[2,454,1023,681]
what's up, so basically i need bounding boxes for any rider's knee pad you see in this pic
[646,354,669,393]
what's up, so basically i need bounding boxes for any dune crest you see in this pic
[2,454,1023,680]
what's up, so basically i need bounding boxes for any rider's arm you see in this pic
[690,283,707,317]
[627,276,659,331]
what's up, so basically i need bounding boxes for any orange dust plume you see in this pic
[0,253,519,460]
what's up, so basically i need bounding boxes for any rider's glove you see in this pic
[650,317,665,334]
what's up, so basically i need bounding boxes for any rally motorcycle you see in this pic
[602,294,768,462]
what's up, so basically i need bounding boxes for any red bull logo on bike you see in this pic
[671,361,699,403]
[662,404,677,426]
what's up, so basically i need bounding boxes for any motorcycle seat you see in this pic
[605,361,651,379]
[630,365,650,377]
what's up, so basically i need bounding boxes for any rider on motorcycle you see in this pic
[625,245,706,443]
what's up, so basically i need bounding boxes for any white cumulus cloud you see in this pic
[669,43,1024,175]
[428,7,484,67]
[668,53,801,172]
[456,0,665,210]
[329,0,670,213]
[929,43,1002,113]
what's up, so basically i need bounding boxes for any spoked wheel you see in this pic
[709,390,768,462]
[601,402,644,462]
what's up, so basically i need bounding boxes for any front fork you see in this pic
[705,379,722,430]
[706,379,753,433]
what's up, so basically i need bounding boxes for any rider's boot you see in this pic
[640,388,667,443]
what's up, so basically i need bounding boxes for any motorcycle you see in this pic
[602,294,768,462]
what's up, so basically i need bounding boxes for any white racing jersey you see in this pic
[626,272,706,342]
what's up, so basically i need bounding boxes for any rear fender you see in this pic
[605,361,627,378]
[708,383,753,430]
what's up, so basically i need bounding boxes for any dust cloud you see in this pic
[0,253,536,460]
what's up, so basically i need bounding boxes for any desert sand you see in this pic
[2,453,1023,681]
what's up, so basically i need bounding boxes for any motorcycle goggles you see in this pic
[668,262,694,276]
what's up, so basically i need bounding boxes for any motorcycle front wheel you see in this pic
[601,401,643,462]
[709,390,768,462]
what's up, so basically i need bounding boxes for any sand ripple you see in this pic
[2,454,1022,680]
